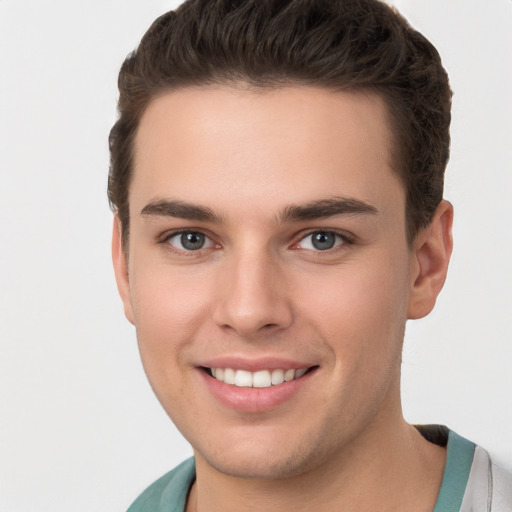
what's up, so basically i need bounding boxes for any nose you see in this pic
[212,249,293,338]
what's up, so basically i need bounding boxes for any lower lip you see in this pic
[199,369,316,413]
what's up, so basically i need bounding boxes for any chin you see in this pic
[202,452,310,480]
[194,430,334,480]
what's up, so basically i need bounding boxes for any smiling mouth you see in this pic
[204,367,316,388]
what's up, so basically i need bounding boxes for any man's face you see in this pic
[115,86,420,479]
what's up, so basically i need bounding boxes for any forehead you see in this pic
[131,85,403,219]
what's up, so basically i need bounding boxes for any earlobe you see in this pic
[112,216,135,325]
[407,200,454,320]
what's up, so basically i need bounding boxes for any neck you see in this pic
[187,390,446,512]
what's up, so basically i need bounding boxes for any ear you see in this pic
[112,216,135,325]
[407,200,454,320]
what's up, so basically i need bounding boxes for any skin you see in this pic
[113,86,453,511]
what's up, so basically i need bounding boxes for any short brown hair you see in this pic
[108,0,452,244]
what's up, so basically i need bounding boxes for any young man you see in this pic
[109,1,512,510]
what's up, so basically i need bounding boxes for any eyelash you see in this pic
[160,230,219,256]
[293,229,355,252]
[159,228,355,255]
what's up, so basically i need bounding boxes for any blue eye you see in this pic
[167,231,213,251]
[298,231,345,251]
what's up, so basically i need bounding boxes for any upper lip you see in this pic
[198,356,317,372]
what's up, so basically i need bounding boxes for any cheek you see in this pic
[128,267,209,421]
[295,258,410,370]
[128,259,213,378]
[130,257,209,329]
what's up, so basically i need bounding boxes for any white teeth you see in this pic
[253,370,272,388]
[210,367,309,388]
[223,367,236,385]
[234,369,252,387]
[295,368,307,378]
[271,369,284,385]
[284,369,295,382]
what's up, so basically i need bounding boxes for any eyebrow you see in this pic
[141,199,223,223]
[279,197,378,223]
[140,196,378,224]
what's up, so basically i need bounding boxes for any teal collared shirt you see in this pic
[127,457,196,512]
[127,429,511,512]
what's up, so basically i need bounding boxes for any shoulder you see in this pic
[461,444,512,512]
[127,457,196,512]
[420,426,512,512]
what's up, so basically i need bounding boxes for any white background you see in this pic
[0,1,510,510]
